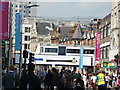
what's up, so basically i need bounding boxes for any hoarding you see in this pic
[0,2,9,40]
[96,32,100,61]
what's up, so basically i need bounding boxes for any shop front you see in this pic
[102,61,117,74]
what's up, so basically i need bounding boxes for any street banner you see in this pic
[0,2,9,40]
[15,13,21,52]
[80,47,84,69]
[96,32,100,61]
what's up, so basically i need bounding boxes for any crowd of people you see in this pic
[2,63,120,90]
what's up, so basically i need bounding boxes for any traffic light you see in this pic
[29,53,34,63]
[114,54,119,64]
[23,49,28,58]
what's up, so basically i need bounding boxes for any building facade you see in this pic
[98,14,111,71]
[110,2,120,60]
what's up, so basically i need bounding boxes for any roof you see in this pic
[59,26,72,36]
[72,24,83,40]
[36,22,56,35]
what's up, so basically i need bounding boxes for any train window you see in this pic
[67,49,80,54]
[45,48,57,53]
[83,49,94,54]
[58,47,66,55]
[40,47,43,52]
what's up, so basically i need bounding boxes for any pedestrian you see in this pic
[90,73,97,90]
[105,73,111,88]
[44,69,53,90]
[74,78,84,90]
[115,76,120,90]
[51,68,60,90]
[59,69,66,89]
[95,70,106,90]
[2,65,19,90]
[82,74,87,88]
[74,70,82,87]
[65,70,73,90]
[37,68,46,81]
[19,63,42,90]
[109,73,114,88]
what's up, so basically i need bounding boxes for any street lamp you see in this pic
[24,4,39,17]
[25,4,39,8]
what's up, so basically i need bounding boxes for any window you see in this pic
[24,44,30,49]
[25,27,30,32]
[102,48,104,59]
[24,36,30,41]
[83,49,94,54]
[67,49,80,54]
[106,25,108,37]
[19,5,21,8]
[24,44,27,49]
[100,48,102,59]
[100,28,103,39]
[15,10,17,12]
[45,48,57,53]
[58,47,66,55]
[74,41,76,45]
[78,41,80,45]
[108,23,111,36]
[103,48,106,58]
[118,10,120,13]
[19,10,21,12]
[41,47,43,52]
[103,27,106,38]
[28,44,30,49]
[15,5,17,7]
[106,46,110,58]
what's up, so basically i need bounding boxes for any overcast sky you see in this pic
[36,2,112,18]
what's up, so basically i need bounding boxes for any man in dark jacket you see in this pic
[44,69,53,89]
[2,65,19,90]
[19,63,42,90]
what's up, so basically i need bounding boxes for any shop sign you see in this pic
[103,62,108,68]
[109,63,117,69]
[96,64,101,67]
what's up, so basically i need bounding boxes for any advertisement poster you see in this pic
[96,32,101,61]
[0,2,9,40]
[15,13,21,52]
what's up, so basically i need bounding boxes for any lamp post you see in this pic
[25,4,39,17]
